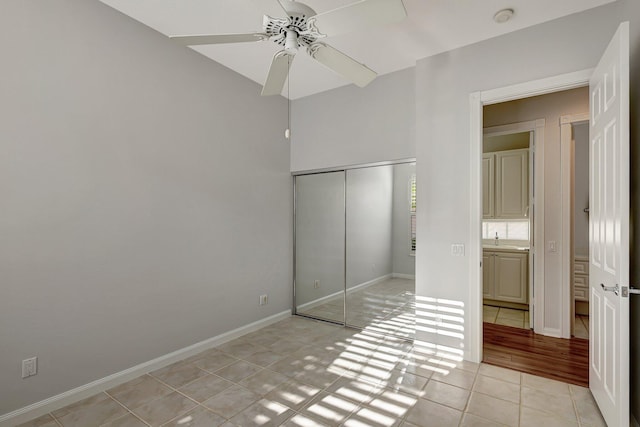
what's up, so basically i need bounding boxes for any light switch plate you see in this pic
[451,244,465,256]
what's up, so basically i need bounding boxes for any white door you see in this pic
[589,22,629,427]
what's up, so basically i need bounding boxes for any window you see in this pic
[410,175,416,254]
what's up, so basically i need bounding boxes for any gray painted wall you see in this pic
[574,123,590,257]
[290,67,416,172]
[346,166,394,288]
[392,163,416,276]
[0,0,291,415]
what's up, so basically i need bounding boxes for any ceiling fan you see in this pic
[170,0,407,96]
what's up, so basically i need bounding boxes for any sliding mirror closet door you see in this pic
[346,164,416,338]
[294,172,345,323]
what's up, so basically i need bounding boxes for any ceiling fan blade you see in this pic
[261,51,294,96]
[307,43,376,88]
[308,0,406,37]
[170,33,268,46]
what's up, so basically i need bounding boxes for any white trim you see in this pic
[480,69,594,105]
[346,274,393,294]
[291,158,417,176]
[560,113,589,339]
[468,68,593,362]
[469,91,483,363]
[560,112,590,125]
[296,289,344,311]
[392,273,416,280]
[482,120,544,136]
[0,310,291,427]
[296,274,393,311]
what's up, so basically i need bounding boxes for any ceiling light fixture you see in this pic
[493,8,514,24]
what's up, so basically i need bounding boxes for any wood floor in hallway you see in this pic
[483,322,589,387]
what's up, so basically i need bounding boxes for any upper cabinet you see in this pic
[483,149,529,219]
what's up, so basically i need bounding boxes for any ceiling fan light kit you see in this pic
[169,0,407,96]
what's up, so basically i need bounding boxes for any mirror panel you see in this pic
[294,171,345,323]
[345,164,416,338]
[293,162,416,338]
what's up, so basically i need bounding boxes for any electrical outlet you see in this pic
[314,280,320,289]
[259,294,268,306]
[22,357,37,378]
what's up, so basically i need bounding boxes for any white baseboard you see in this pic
[392,273,415,280]
[296,274,393,312]
[347,274,392,294]
[296,289,344,311]
[0,310,291,427]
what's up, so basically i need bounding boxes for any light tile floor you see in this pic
[574,315,590,340]
[17,316,605,427]
[298,278,417,340]
[483,305,590,339]
[482,306,530,329]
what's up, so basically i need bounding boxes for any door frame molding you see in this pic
[560,113,590,339]
[468,68,593,362]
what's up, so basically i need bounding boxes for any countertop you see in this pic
[483,245,529,252]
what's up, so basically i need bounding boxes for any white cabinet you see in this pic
[483,249,528,304]
[482,251,494,299]
[483,149,529,219]
[573,256,589,302]
[482,154,495,218]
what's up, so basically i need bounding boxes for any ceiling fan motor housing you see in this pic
[263,1,322,54]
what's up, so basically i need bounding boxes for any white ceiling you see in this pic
[100,0,616,99]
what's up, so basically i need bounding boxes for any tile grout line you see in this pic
[569,384,584,427]
[518,372,523,427]
[98,393,152,427]
[457,368,480,427]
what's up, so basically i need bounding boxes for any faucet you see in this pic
[495,232,499,246]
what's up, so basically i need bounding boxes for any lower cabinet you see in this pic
[483,250,528,304]
[573,256,589,302]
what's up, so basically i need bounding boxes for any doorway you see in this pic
[561,116,591,340]
[475,85,591,385]
[481,129,533,331]
[469,23,631,427]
